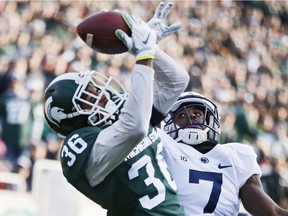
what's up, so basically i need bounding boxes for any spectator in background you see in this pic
[0,72,31,170]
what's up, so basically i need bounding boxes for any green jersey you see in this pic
[60,125,184,216]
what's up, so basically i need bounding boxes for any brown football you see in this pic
[76,11,131,54]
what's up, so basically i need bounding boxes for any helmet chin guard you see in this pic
[175,128,210,145]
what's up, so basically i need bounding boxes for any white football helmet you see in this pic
[43,70,128,137]
[164,92,220,145]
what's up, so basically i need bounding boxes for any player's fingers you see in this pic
[159,2,173,20]
[122,13,134,29]
[131,15,142,25]
[113,9,120,13]
[100,9,108,13]
[115,29,131,48]
[154,2,165,19]
[167,22,182,33]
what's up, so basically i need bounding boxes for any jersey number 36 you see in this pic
[61,134,177,210]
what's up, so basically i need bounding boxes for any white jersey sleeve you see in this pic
[152,48,189,114]
[159,128,261,216]
[227,142,262,188]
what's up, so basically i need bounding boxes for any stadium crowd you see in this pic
[0,0,287,208]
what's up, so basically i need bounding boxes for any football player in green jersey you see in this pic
[43,2,189,216]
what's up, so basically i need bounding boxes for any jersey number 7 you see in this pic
[189,170,223,213]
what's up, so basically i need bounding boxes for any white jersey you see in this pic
[159,129,261,216]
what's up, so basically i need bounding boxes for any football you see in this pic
[76,11,131,54]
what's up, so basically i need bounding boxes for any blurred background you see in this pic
[0,1,287,215]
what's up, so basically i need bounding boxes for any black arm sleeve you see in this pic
[150,106,166,127]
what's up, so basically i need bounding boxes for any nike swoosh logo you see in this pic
[218,163,232,169]
[143,32,151,44]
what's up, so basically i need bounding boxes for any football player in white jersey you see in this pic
[160,92,288,216]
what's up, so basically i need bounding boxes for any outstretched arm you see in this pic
[147,2,189,117]
[86,14,157,186]
[153,48,189,115]
[240,174,288,216]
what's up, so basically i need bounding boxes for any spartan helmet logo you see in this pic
[44,96,66,127]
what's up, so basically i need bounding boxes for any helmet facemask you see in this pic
[164,92,220,145]
[73,70,128,127]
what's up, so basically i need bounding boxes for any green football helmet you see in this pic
[43,70,128,137]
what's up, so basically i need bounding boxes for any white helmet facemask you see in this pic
[73,70,128,127]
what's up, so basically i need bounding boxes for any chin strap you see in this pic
[175,127,210,145]
[58,111,82,120]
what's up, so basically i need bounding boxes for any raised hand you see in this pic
[115,14,157,61]
[148,2,182,43]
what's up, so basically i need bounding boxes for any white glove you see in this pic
[148,2,182,43]
[115,14,157,61]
